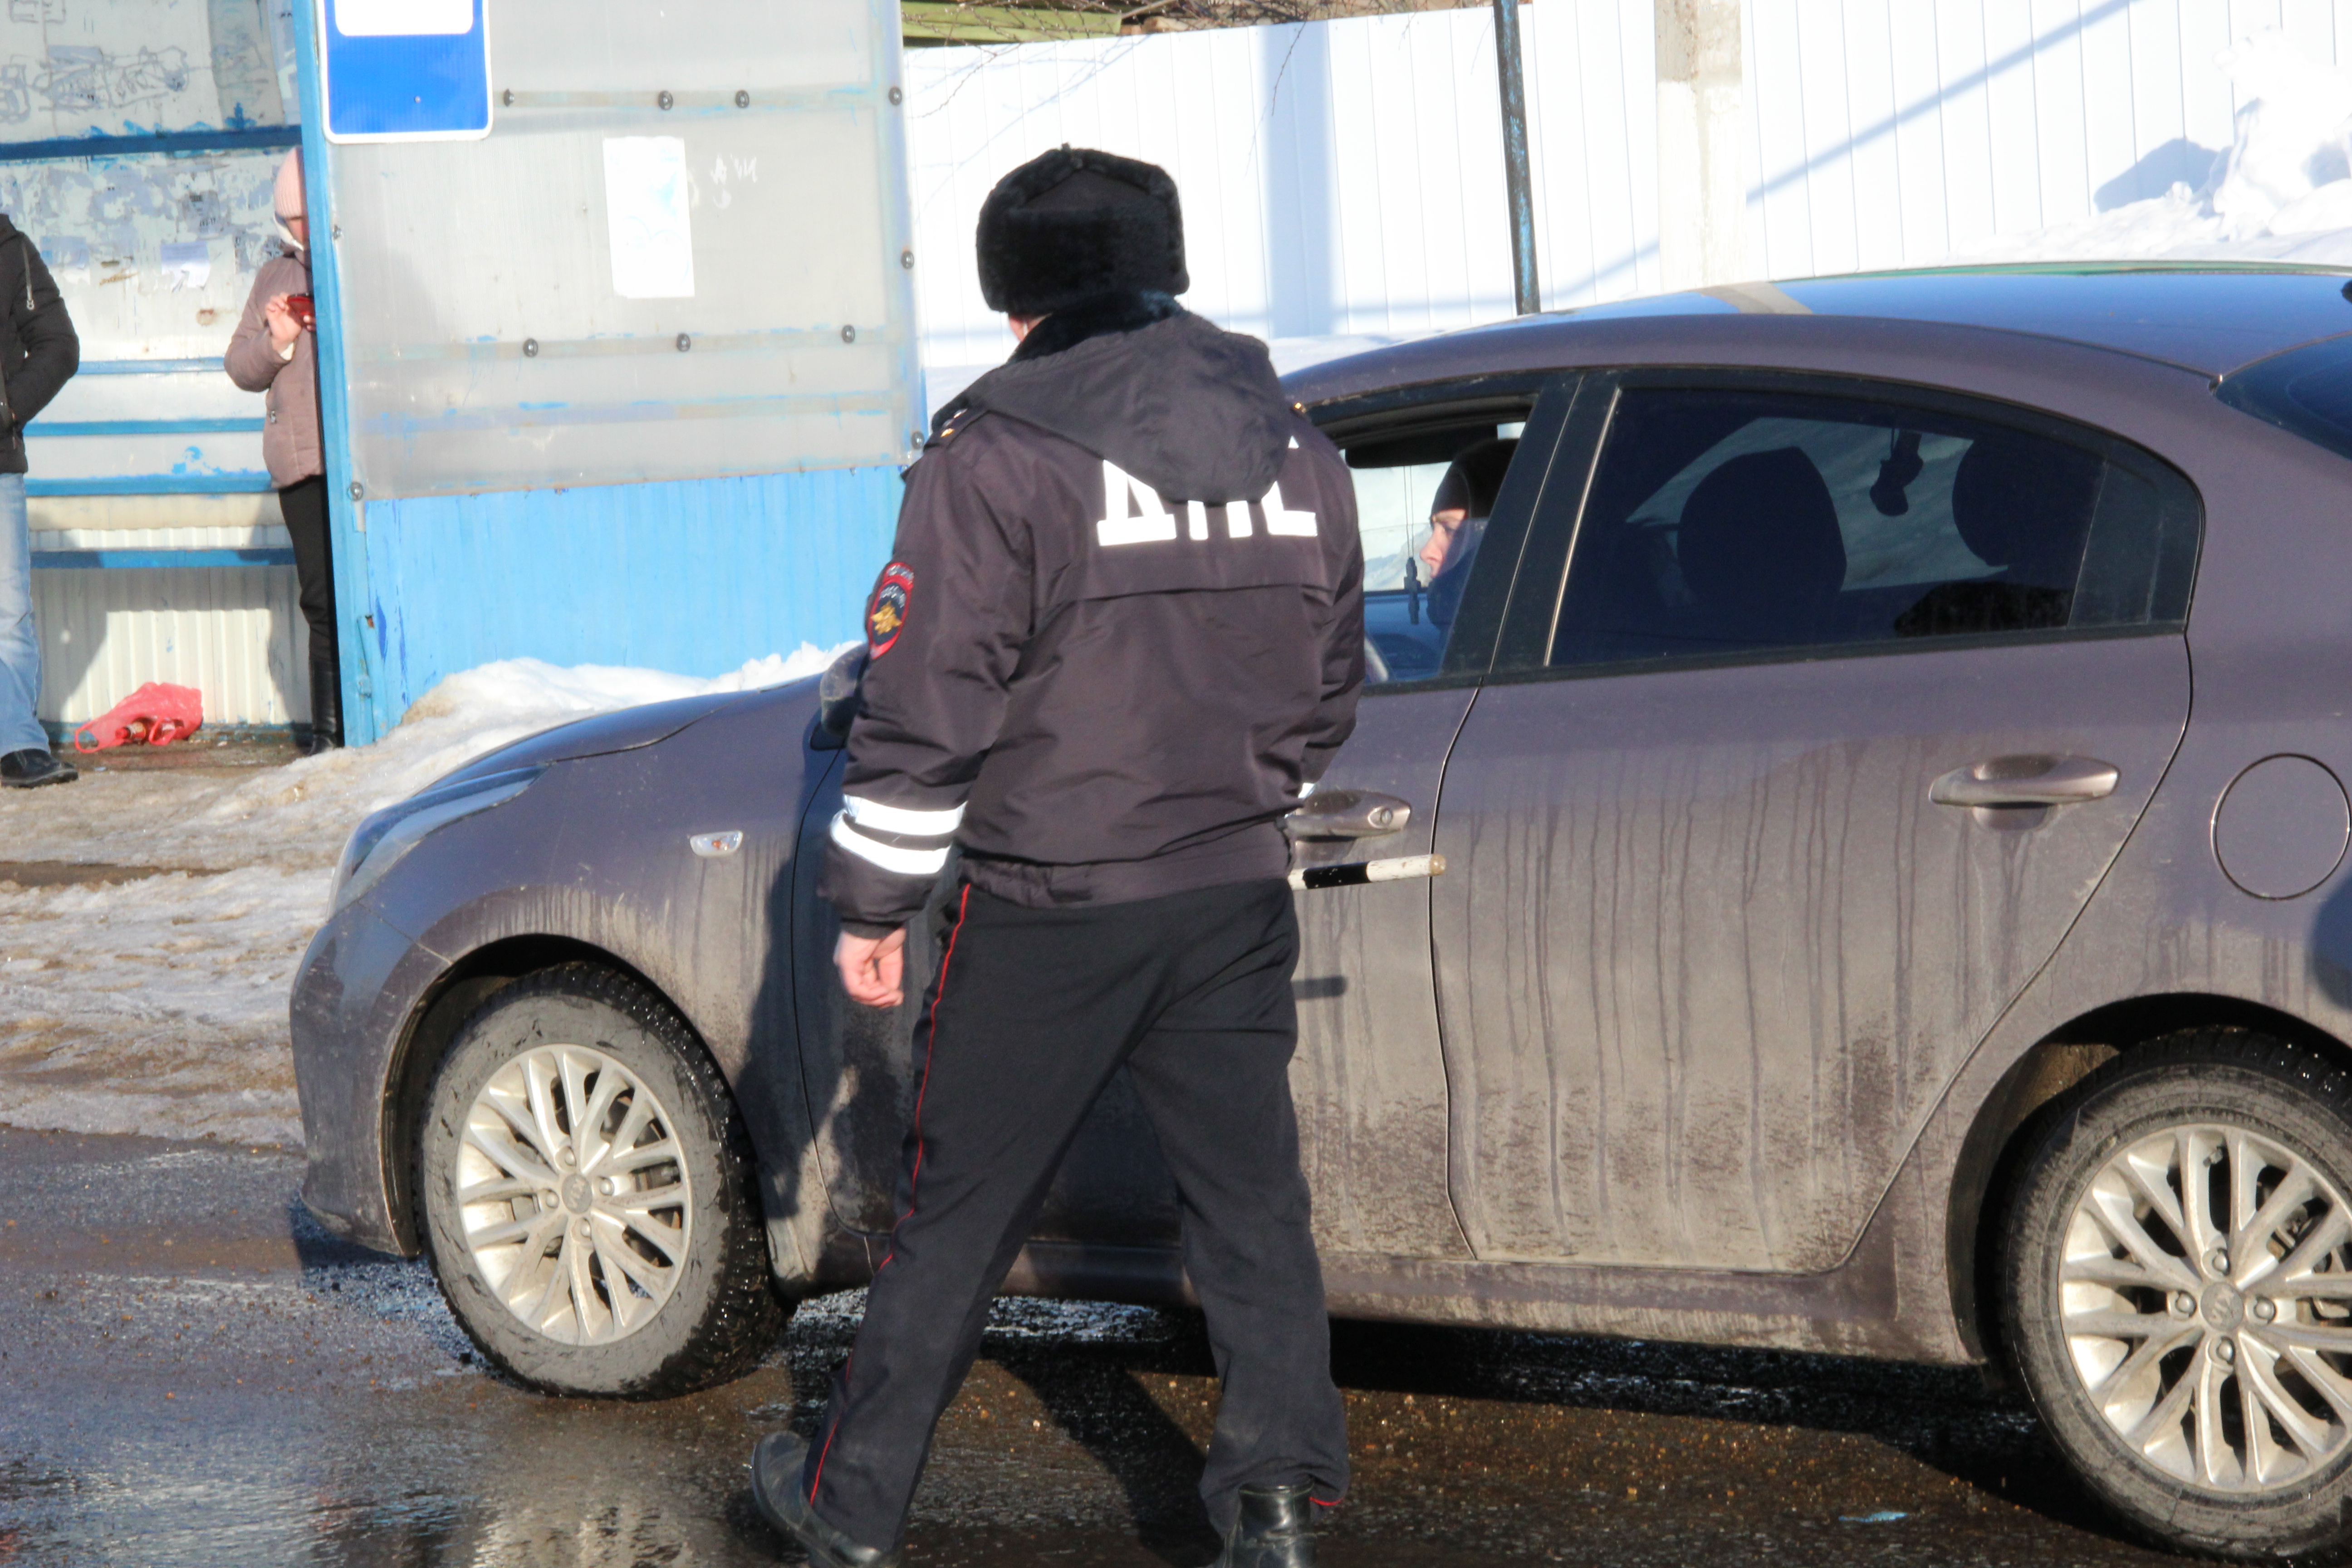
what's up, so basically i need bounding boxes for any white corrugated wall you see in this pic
[907,1,2352,406]
[904,7,1653,395]
[30,493,307,730]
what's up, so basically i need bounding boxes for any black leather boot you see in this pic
[0,747,76,788]
[303,657,342,756]
[750,1431,902,1568]
[1214,1484,1319,1568]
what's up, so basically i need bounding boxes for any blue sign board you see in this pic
[318,0,494,143]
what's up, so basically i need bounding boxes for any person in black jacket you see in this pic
[751,148,1362,1568]
[0,215,79,788]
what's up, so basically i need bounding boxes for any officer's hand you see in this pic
[836,927,907,1008]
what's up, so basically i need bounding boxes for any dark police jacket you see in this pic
[821,294,1365,936]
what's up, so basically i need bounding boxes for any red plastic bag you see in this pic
[72,682,204,752]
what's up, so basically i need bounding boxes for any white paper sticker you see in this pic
[602,136,696,300]
[335,0,474,36]
[160,241,211,292]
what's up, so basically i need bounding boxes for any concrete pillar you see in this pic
[1655,0,1747,289]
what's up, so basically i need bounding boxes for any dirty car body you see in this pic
[296,265,2352,1550]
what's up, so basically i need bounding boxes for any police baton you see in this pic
[1288,854,1446,891]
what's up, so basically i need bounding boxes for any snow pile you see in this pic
[0,643,849,1147]
[1967,34,2352,267]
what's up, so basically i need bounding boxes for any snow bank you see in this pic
[1965,33,2352,269]
[0,643,849,1146]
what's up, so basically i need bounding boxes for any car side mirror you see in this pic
[811,644,868,751]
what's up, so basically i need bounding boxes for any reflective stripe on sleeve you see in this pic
[843,795,966,836]
[830,812,952,876]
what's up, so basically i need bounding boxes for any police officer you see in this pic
[750,147,1363,1568]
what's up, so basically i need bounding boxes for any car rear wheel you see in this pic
[2001,1028,2352,1560]
[418,964,784,1398]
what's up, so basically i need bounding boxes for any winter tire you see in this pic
[418,964,784,1398]
[2001,1027,2352,1561]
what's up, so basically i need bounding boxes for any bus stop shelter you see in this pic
[15,0,918,746]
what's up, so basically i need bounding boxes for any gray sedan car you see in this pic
[296,264,2352,1560]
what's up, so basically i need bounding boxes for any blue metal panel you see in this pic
[358,466,902,726]
[27,475,274,496]
[31,549,296,569]
[0,128,302,163]
[32,419,265,436]
[294,0,381,745]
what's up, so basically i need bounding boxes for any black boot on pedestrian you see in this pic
[1214,1484,1320,1568]
[0,747,77,788]
[302,658,341,757]
[750,1431,901,1568]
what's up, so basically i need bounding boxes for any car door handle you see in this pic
[1285,789,1412,839]
[1930,755,2119,809]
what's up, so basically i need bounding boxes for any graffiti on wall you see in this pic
[0,150,283,354]
[0,0,289,137]
[0,0,298,356]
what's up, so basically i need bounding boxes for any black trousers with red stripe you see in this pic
[801,877,1351,1550]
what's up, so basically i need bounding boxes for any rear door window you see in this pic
[1546,383,2200,672]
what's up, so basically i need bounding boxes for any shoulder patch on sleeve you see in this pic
[867,561,914,656]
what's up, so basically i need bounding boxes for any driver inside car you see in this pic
[1419,436,1515,631]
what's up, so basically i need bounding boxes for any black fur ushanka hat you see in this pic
[975,146,1188,317]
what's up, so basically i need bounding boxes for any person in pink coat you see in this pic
[226,148,338,754]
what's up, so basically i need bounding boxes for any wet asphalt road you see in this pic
[0,1126,2185,1567]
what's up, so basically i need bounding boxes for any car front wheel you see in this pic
[418,964,784,1398]
[2002,1027,2352,1560]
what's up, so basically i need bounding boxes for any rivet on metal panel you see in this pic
[502,88,514,107]
[900,250,914,270]
[888,86,903,105]
[841,325,857,343]
[676,333,691,353]
[910,430,924,450]
[735,90,750,108]
[348,481,365,502]
[522,338,539,357]
[657,89,674,110]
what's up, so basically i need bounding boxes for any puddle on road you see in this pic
[0,1137,2178,1568]
[1,1262,1215,1568]
[0,1266,2183,1568]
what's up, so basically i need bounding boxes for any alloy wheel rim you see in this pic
[2061,1120,2352,1492]
[454,1043,693,1345]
